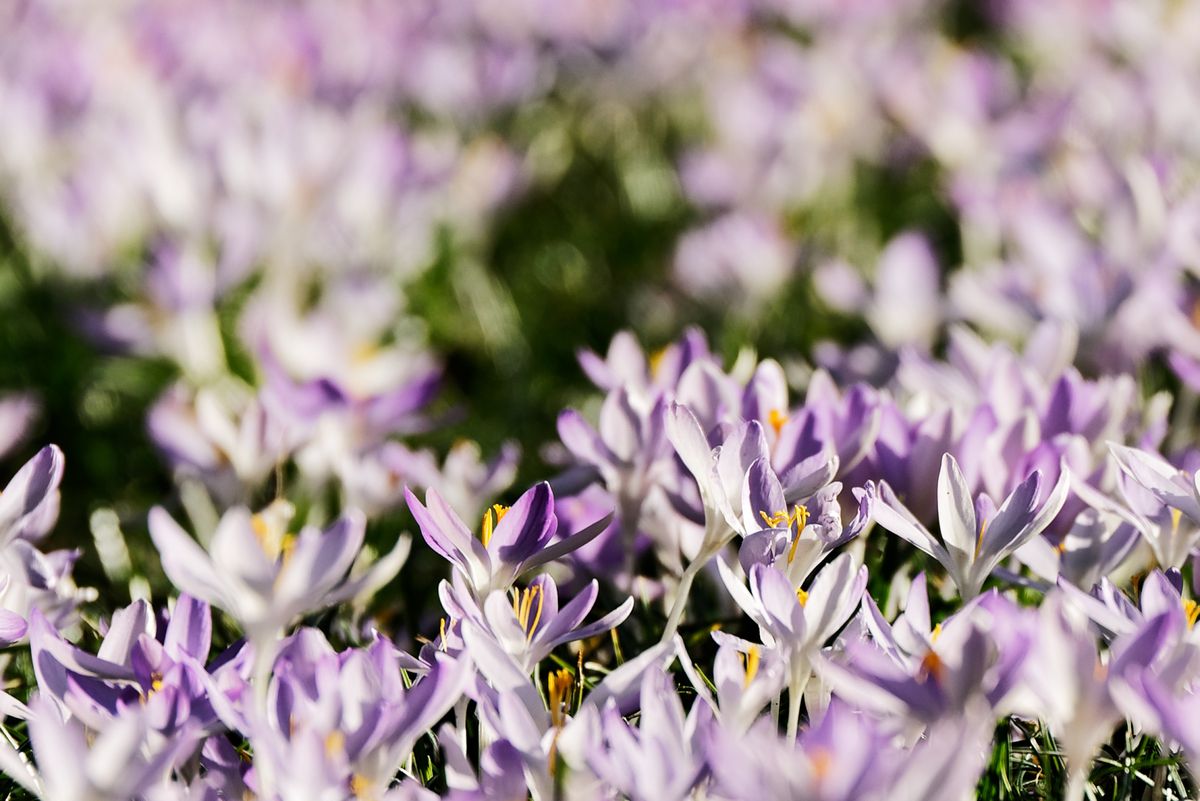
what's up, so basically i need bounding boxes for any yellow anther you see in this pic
[481,504,510,548]
[1171,507,1184,535]
[150,671,164,694]
[351,341,379,365]
[810,748,833,781]
[1184,599,1200,629]
[438,617,449,650]
[324,731,345,757]
[350,774,374,799]
[787,505,810,565]
[649,346,668,378]
[742,646,761,688]
[547,669,574,729]
[930,623,943,644]
[796,588,809,606]
[768,408,789,436]
[974,517,990,559]
[250,500,296,561]
[759,504,810,565]
[918,649,944,683]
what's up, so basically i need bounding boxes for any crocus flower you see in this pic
[1009,593,1177,801]
[444,572,634,674]
[677,637,786,735]
[1102,443,1200,568]
[407,481,611,598]
[821,592,1033,732]
[18,696,189,801]
[149,501,399,640]
[874,453,1069,598]
[718,552,867,739]
[580,667,711,801]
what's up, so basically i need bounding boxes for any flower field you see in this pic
[2,0,1200,799]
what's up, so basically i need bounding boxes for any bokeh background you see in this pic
[2,0,1200,618]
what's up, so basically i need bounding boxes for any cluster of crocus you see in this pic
[3,317,1200,799]
[10,0,1200,799]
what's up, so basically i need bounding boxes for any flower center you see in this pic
[740,645,761,688]
[481,504,510,548]
[759,504,810,564]
[1184,599,1200,629]
[512,585,545,642]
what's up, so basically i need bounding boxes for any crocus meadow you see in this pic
[4,0,1200,800]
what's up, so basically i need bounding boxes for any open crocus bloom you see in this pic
[875,453,1069,598]
[148,500,406,637]
[407,481,611,598]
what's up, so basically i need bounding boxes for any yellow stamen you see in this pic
[974,517,989,559]
[150,671,164,694]
[918,649,944,683]
[351,341,379,365]
[649,346,668,378]
[758,504,810,564]
[787,505,809,565]
[1171,507,1184,536]
[810,748,833,781]
[1184,599,1200,629]
[481,504,510,548]
[439,617,449,650]
[324,731,345,757]
[768,408,789,436]
[350,774,374,799]
[930,623,943,644]
[796,588,809,606]
[548,668,574,729]
[742,646,761,688]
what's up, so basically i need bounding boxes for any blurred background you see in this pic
[2,0,1200,604]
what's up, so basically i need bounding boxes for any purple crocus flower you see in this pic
[821,591,1034,732]
[149,501,400,640]
[580,667,711,801]
[875,453,1069,598]
[1103,443,1200,568]
[718,552,867,740]
[444,572,633,674]
[17,695,190,801]
[407,481,611,597]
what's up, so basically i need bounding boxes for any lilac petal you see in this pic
[937,453,977,567]
[1110,444,1200,521]
[750,564,805,641]
[666,403,715,508]
[586,640,675,715]
[549,596,634,650]
[164,594,212,662]
[405,487,476,573]
[874,482,951,566]
[518,511,613,574]
[210,507,276,592]
[536,580,598,648]
[738,529,790,573]
[558,409,616,469]
[276,511,365,606]
[976,471,1041,565]
[741,457,785,533]
[599,388,643,462]
[806,556,867,644]
[148,507,228,610]
[717,556,770,633]
[492,482,556,564]
[97,600,154,666]
[0,444,64,543]
[0,611,26,645]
